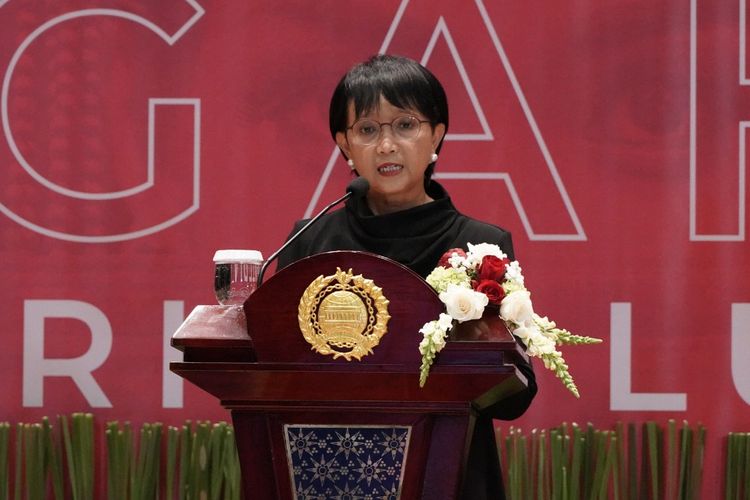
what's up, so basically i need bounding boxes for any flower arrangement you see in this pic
[418,243,601,396]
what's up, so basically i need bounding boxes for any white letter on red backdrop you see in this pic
[732,303,750,404]
[0,4,204,242]
[23,300,112,408]
[162,300,184,408]
[610,303,687,411]
[690,0,746,241]
[306,0,586,241]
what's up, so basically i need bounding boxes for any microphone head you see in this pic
[346,177,370,199]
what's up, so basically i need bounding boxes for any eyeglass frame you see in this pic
[344,115,433,145]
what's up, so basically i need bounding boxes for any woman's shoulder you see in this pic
[276,208,349,269]
[455,213,513,240]
[452,214,515,259]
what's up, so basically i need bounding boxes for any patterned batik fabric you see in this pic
[283,425,411,499]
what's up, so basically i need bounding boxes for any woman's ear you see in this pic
[431,123,446,150]
[335,132,351,160]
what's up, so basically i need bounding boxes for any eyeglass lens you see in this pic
[349,116,423,144]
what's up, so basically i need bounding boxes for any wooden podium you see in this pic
[171,251,528,499]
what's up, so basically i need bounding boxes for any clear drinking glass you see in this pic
[213,249,264,305]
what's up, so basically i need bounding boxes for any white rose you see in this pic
[466,242,506,260]
[500,290,534,325]
[439,284,488,323]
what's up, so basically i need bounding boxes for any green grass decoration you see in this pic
[190,421,211,499]
[626,422,637,500]
[43,417,64,500]
[614,422,625,499]
[222,427,241,500]
[666,420,677,500]
[179,423,192,499]
[13,423,21,500]
[679,422,692,499]
[726,432,737,499]
[691,425,705,498]
[208,422,225,500]
[22,424,44,500]
[538,430,547,499]
[499,420,715,499]
[105,421,131,500]
[645,421,660,499]
[133,423,162,500]
[60,413,94,500]
[726,432,749,500]
[0,415,736,499]
[569,425,583,500]
[0,423,9,500]
[166,426,179,500]
[584,423,595,499]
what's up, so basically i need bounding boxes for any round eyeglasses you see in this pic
[345,115,431,146]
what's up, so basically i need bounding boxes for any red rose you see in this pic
[438,248,467,268]
[475,279,505,305]
[478,255,508,282]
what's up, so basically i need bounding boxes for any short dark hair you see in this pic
[329,54,449,182]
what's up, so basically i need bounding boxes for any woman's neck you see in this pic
[366,192,434,215]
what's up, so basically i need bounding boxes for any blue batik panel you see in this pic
[283,425,411,499]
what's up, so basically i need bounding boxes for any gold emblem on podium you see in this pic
[298,268,390,361]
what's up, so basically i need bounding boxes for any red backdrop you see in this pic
[1,0,748,495]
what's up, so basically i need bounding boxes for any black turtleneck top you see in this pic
[277,181,515,277]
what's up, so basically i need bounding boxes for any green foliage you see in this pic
[726,432,749,499]
[0,415,739,499]
[0,423,8,500]
[60,413,94,500]
[0,415,240,499]
[500,420,709,499]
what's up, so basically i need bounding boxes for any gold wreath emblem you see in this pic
[298,268,390,361]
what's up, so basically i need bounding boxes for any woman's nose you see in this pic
[376,127,398,153]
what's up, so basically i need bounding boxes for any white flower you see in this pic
[504,261,525,286]
[419,316,453,354]
[439,284,488,323]
[420,241,601,396]
[500,290,534,325]
[418,336,431,355]
[425,266,471,294]
[467,242,506,260]
[527,335,557,356]
[448,252,466,269]
[511,323,536,341]
[419,321,437,336]
[436,313,454,331]
[464,242,507,269]
[429,329,447,350]
[533,314,556,330]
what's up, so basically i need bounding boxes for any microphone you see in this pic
[256,177,370,287]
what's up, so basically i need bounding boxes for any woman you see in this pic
[278,54,537,499]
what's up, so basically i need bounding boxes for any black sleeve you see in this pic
[480,354,538,420]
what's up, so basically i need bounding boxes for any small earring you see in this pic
[347,159,355,170]
[430,153,438,163]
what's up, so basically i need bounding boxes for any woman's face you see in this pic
[336,95,445,215]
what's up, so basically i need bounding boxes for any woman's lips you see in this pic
[377,163,403,176]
